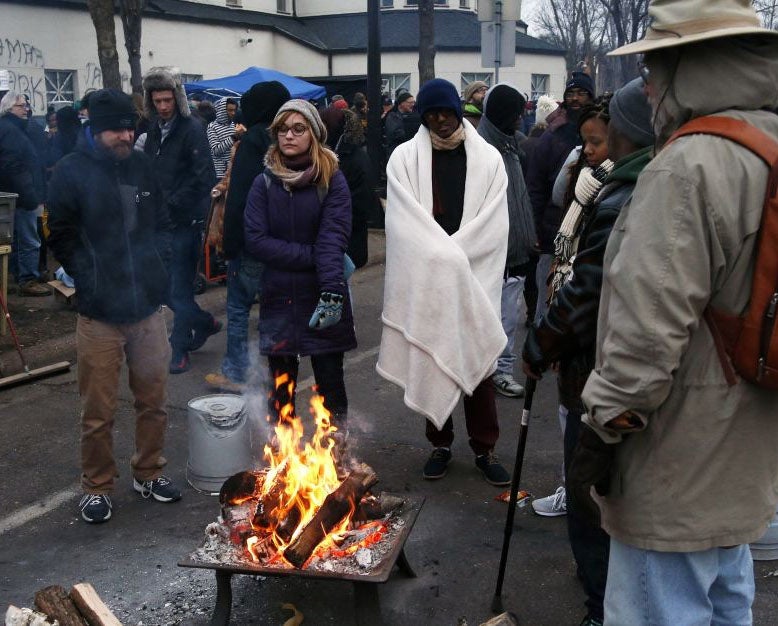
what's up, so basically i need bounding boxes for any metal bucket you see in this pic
[186,394,255,495]
[750,505,778,561]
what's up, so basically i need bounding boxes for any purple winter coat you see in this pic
[244,169,357,356]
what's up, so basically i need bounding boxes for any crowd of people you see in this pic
[2,0,778,624]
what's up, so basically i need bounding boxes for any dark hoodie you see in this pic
[47,129,173,323]
[222,80,290,259]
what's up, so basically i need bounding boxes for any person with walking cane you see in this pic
[521,80,655,626]
[573,1,778,623]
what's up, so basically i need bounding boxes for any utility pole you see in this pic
[366,0,382,177]
[494,0,502,83]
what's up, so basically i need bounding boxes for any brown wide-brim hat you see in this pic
[609,0,778,56]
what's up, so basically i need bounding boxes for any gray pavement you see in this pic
[2,230,778,625]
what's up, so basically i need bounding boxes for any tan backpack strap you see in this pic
[667,116,778,167]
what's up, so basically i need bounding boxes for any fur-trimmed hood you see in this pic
[142,66,190,119]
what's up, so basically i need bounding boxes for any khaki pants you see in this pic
[77,311,171,494]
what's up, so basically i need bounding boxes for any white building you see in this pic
[1,0,566,116]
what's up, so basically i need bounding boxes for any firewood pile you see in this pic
[5,583,121,626]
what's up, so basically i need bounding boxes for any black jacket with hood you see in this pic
[47,130,173,324]
[222,80,290,260]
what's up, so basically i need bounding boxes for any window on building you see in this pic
[225,0,242,7]
[531,73,550,100]
[180,73,203,84]
[405,0,418,5]
[382,74,411,98]
[435,0,449,4]
[459,0,470,8]
[277,0,290,13]
[381,0,394,7]
[460,72,492,96]
[45,69,76,108]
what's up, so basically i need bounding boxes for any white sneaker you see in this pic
[492,373,525,398]
[531,485,567,517]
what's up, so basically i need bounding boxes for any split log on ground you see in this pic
[69,583,122,626]
[284,466,378,568]
[479,612,519,626]
[33,585,88,626]
[5,605,57,626]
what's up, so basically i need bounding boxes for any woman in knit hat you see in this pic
[244,99,356,462]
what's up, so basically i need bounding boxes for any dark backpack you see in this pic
[668,116,778,389]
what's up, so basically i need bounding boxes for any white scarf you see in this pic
[376,120,509,428]
[549,160,613,299]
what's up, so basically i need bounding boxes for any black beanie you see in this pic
[609,77,654,149]
[88,89,137,134]
[416,78,462,126]
[396,91,414,107]
[483,84,526,135]
[241,80,291,127]
[564,71,595,99]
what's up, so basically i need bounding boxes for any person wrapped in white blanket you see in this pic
[376,78,512,486]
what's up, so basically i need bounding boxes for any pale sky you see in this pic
[521,0,542,36]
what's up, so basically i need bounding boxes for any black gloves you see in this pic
[566,423,616,528]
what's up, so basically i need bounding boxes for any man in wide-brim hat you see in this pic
[567,1,778,624]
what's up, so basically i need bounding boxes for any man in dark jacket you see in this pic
[47,89,180,524]
[384,91,421,158]
[0,91,50,296]
[141,67,219,374]
[205,80,290,391]
[526,71,594,323]
[522,79,654,626]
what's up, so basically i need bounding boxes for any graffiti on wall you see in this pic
[5,70,46,111]
[0,38,45,68]
[84,62,130,93]
[1,36,131,114]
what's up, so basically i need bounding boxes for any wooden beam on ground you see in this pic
[69,583,122,626]
[0,361,71,389]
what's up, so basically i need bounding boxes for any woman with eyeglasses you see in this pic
[244,99,356,459]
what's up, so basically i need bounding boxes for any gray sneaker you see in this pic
[492,373,525,398]
[531,485,567,517]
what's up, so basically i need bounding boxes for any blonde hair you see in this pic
[267,110,339,188]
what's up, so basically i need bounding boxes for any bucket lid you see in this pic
[188,394,246,427]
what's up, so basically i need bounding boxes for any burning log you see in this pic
[284,466,378,568]
[33,585,87,626]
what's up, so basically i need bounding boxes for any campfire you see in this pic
[191,376,407,574]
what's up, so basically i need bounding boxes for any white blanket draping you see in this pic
[376,119,509,429]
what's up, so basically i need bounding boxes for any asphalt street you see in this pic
[2,234,778,625]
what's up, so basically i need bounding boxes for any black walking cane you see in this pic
[492,376,538,614]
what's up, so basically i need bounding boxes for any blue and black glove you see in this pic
[308,292,344,330]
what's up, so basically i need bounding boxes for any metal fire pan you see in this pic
[179,494,424,584]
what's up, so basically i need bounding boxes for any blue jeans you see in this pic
[605,538,754,626]
[11,208,41,284]
[221,254,263,383]
[496,275,525,376]
[168,224,214,354]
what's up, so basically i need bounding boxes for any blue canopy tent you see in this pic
[183,66,326,101]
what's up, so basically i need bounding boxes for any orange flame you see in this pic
[243,376,348,562]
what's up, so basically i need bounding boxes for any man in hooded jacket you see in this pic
[570,1,778,623]
[207,97,244,179]
[476,83,536,399]
[205,81,290,391]
[141,67,218,374]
